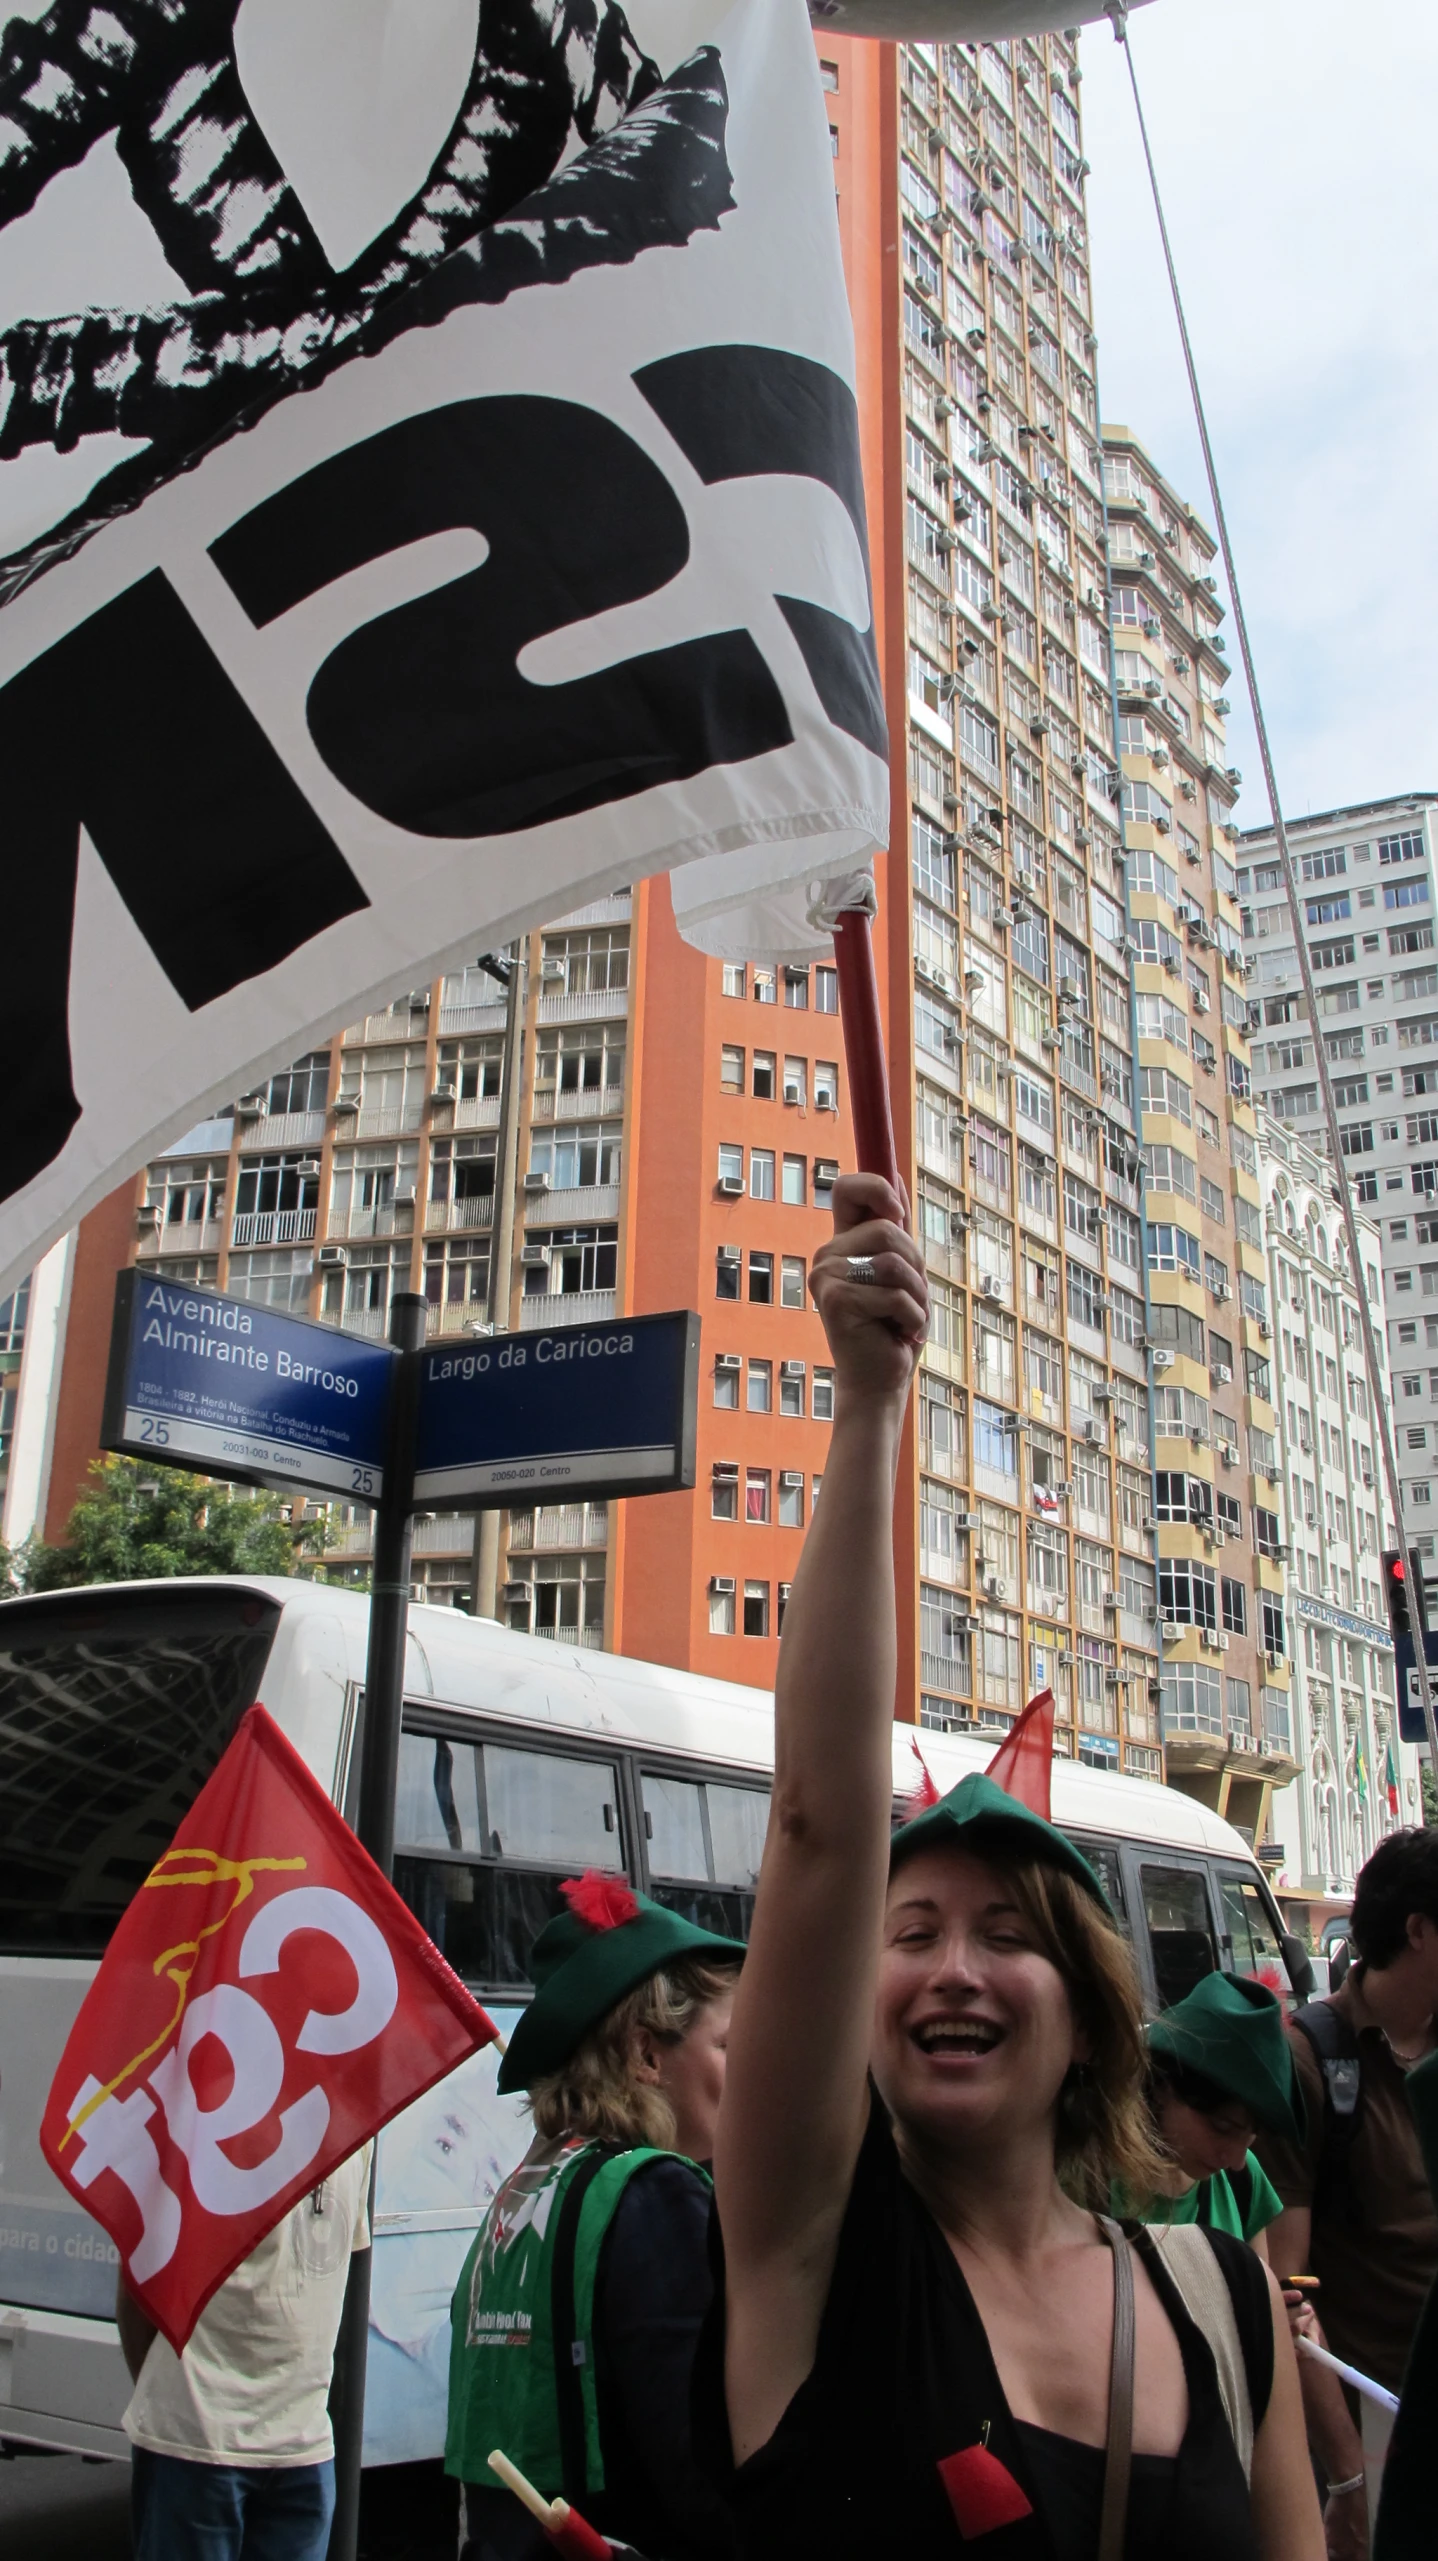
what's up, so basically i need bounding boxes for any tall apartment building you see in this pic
[1098,426,1297,1838]
[1255,1109,1415,1928]
[1241,793,1438,1583]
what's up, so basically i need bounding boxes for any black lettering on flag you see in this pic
[0,571,367,1203]
[209,396,792,838]
[633,345,888,761]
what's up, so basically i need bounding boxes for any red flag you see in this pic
[984,1688,1056,1820]
[40,1704,494,2351]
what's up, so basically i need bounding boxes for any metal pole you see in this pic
[328,1286,426,2561]
[1112,14,1438,1774]
[473,941,527,1617]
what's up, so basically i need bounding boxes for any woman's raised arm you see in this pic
[713,1173,928,2458]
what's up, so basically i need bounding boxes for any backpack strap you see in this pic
[1136,2224,1268,2481]
[1290,1999,1364,2221]
[550,2142,624,2507]
[1229,2161,1254,2233]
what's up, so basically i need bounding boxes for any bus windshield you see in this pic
[0,1585,282,1957]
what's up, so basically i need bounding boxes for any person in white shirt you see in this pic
[117,2144,371,2561]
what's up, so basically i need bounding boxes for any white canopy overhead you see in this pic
[805,1,1151,32]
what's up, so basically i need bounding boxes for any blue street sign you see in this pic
[102,1271,395,1499]
[1395,1630,1438,1745]
[413,1309,699,1508]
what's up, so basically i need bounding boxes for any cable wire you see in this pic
[1105,2,1438,1769]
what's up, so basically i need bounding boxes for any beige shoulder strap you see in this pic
[1147,2224,1254,2482]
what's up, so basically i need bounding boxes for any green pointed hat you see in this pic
[890,1769,1110,1912]
[1147,1971,1304,2144]
[497,1872,745,2095]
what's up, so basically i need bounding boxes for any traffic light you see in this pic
[1383,1550,1414,1643]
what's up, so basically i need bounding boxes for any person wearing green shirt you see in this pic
[1133,1972,1305,2254]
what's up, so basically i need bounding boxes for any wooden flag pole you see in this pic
[831,907,899,1191]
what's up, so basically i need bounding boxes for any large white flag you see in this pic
[0,0,885,1303]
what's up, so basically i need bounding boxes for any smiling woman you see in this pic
[700,1173,1324,2561]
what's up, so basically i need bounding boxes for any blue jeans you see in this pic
[130,2447,337,2561]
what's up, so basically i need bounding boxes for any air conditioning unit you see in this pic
[715,1353,740,1372]
[430,1083,456,1105]
[949,1210,971,1240]
[718,1175,745,1197]
[710,1576,736,1596]
[980,1275,1004,1300]
[1266,1648,1285,1673]
[783,1080,804,1104]
[519,1244,551,1267]
[712,1462,739,1480]
[541,959,567,982]
[717,1245,742,1265]
[1081,1418,1105,1444]
[236,1093,265,1118]
[392,1185,417,1206]
[136,1203,161,1230]
[1041,1026,1063,1049]
[983,1577,1009,1601]
[815,1160,839,1187]
[523,1171,550,1193]
[317,1244,348,1268]
[1160,1622,1185,1644]
[1142,1513,1158,1532]
[780,1359,807,1379]
[1093,1382,1117,1403]
[1101,1590,1121,1610]
[333,1092,358,1112]
[780,1470,804,1490]
[1163,954,1183,977]
[1212,1362,1233,1384]
[1151,1348,1175,1370]
[1258,1318,1272,1339]
[502,1580,529,1603]
[1189,1428,1210,1449]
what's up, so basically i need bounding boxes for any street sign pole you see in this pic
[329,1290,427,2561]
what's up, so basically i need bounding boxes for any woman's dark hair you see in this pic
[1147,2051,1254,2123]
[1350,1829,1438,1972]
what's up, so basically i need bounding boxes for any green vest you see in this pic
[445,2134,688,2496]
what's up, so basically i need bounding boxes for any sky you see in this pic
[1078,0,1438,832]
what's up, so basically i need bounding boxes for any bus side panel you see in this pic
[362,2006,530,2467]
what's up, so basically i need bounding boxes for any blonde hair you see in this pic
[996,1856,1170,2210]
[528,1954,740,2149]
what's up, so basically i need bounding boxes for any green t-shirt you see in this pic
[1137,2151,1283,2243]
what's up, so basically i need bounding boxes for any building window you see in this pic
[743,1581,770,1637]
[781,1255,807,1309]
[750,1149,776,1201]
[720,1044,744,1092]
[1221,1577,1248,1637]
[1261,1594,1286,1658]
[749,1252,774,1305]
[781,1154,807,1206]
[716,1247,741,1300]
[814,1059,839,1110]
[815,966,839,1015]
[779,1365,805,1419]
[747,1360,772,1414]
[1159,1558,1217,1630]
[722,964,746,999]
[752,1051,776,1097]
[746,1469,771,1525]
[813,1366,836,1422]
[711,1465,739,1522]
[1162,1664,1223,1738]
[713,1357,739,1410]
[709,1579,736,1634]
[778,1472,805,1529]
[718,1142,744,1188]
[784,968,810,1010]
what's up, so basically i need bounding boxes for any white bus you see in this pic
[0,1575,1310,2472]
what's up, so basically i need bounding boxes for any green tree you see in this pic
[1423,1759,1438,1831]
[14,1455,333,1592]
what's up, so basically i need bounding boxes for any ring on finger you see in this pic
[844,1254,881,1286]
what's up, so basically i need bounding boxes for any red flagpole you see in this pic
[832,908,899,1192]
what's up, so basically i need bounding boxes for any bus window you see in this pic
[393,1728,623,1994]
[642,1768,769,1940]
[1070,1837,1128,1930]
[0,1588,281,1956]
[1139,1862,1217,2011]
[1218,1869,1288,1997]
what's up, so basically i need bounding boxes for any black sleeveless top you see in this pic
[694,2095,1272,2559]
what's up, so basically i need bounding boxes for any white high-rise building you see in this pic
[1241,793,1438,1584]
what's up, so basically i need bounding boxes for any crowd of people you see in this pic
[114,1175,1438,2561]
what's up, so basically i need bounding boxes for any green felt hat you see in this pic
[890,1769,1110,1912]
[497,1873,745,2095]
[1147,1971,1305,2144]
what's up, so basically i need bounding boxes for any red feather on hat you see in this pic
[902,1738,942,1820]
[561,1871,641,1932]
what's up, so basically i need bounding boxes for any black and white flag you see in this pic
[0,0,885,1300]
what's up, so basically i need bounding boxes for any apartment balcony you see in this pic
[343,1003,431,1045]
[544,893,631,931]
[428,1093,502,1134]
[424,1194,495,1234]
[137,1218,223,1258]
[526,1622,605,1650]
[921,1651,971,1697]
[425,1300,490,1337]
[523,1184,620,1225]
[237,1110,326,1152]
[231,1207,317,1248]
[529,1084,620,1123]
[507,1501,609,1551]
[536,986,629,1025]
[519,1290,616,1331]
[347,1107,424,1141]
[436,999,507,1038]
[324,1307,390,1340]
[330,1202,414,1241]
